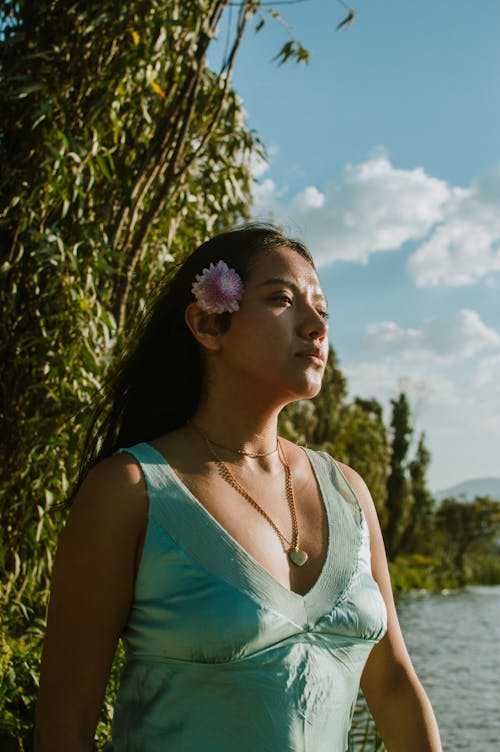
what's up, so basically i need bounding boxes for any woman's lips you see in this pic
[296,350,326,365]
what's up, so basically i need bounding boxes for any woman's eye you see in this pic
[274,294,293,305]
[318,310,330,321]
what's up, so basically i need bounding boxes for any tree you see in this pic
[340,397,390,526]
[435,497,500,586]
[399,432,435,554]
[1,0,262,320]
[384,392,413,560]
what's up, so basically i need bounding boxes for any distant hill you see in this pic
[434,478,500,503]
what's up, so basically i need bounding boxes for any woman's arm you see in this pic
[35,454,147,752]
[338,462,442,752]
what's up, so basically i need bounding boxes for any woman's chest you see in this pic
[172,465,329,597]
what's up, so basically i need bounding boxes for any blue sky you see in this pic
[216,0,500,490]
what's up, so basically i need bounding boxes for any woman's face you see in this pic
[218,245,329,403]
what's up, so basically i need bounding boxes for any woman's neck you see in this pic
[190,402,280,458]
[186,363,294,466]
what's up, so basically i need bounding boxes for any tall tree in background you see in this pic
[384,392,413,560]
[399,433,435,554]
[340,397,390,526]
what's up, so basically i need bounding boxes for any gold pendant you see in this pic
[289,549,308,567]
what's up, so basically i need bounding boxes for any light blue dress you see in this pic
[108,443,387,751]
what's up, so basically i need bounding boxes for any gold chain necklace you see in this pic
[188,421,278,458]
[189,421,309,567]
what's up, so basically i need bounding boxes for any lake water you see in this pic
[397,586,500,751]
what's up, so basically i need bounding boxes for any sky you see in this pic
[215,0,500,491]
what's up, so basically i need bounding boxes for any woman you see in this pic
[35,224,442,751]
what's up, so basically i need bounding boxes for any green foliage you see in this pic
[434,496,500,586]
[388,554,447,595]
[0,626,124,750]
[399,433,436,555]
[272,39,310,65]
[265,8,310,65]
[338,397,390,525]
[466,552,500,585]
[94,644,125,750]
[0,626,42,749]
[350,691,386,751]
[385,392,414,560]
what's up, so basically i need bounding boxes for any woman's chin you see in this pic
[285,376,324,402]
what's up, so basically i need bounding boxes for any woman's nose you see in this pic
[302,307,328,340]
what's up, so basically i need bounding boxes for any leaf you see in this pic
[272,40,309,66]
[95,154,112,182]
[150,78,168,101]
[15,81,45,98]
[255,17,265,33]
[272,40,294,65]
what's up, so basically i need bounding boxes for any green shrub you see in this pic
[388,554,447,594]
[466,553,500,585]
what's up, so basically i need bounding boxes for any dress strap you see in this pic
[314,450,363,521]
[116,441,175,514]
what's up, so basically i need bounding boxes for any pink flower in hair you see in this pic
[191,260,244,314]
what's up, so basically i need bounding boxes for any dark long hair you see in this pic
[74,223,314,497]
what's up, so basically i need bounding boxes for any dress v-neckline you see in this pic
[133,442,361,626]
[149,442,332,599]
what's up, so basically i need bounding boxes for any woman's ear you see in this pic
[184,302,223,352]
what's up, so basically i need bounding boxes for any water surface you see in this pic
[397,586,500,751]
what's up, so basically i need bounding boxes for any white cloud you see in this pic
[249,151,270,180]
[253,155,500,286]
[421,309,500,358]
[473,353,500,391]
[365,309,500,361]
[407,167,500,286]
[252,153,450,265]
[346,359,458,413]
[292,186,325,210]
[253,177,276,209]
[365,320,422,347]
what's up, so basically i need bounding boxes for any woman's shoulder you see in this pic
[82,451,145,495]
[69,453,148,534]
